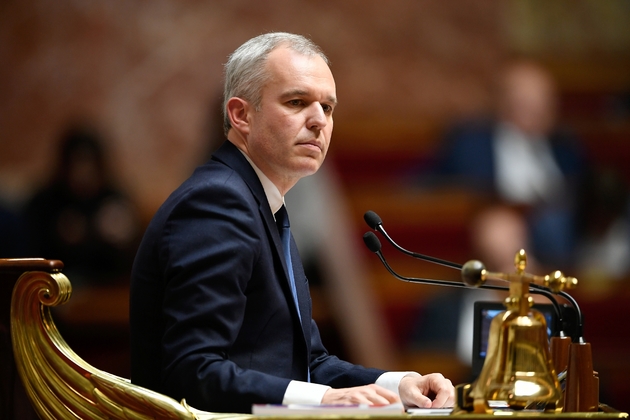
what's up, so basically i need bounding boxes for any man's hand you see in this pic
[398,373,454,408]
[322,384,401,405]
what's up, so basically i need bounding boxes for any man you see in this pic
[130,32,454,413]
[434,60,585,205]
[431,59,587,267]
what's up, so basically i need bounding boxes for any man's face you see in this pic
[246,46,337,193]
[501,65,556,138]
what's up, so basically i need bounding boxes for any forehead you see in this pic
[263,46,336,100]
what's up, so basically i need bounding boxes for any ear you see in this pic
[226,97,251,136]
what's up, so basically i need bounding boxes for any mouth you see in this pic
[297,140,323,152]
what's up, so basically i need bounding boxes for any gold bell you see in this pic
[456,250,564,413]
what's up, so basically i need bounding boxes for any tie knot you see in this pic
[275,205,290,230]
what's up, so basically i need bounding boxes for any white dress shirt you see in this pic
[493,122,565,205]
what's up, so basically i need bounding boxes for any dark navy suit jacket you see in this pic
[433,118,586,195]
[130,140,384,413]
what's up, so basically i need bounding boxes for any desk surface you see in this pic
[189,411,629,420]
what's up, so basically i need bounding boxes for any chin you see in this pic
[294,165,321,179]
[295,157,323,174]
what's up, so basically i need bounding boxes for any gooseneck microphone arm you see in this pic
[363,231,566,331]
[532,284,567,336]
[363,210,571,334]
[363,231,484,288]
[559,290,584,340]
[364,210,462,270]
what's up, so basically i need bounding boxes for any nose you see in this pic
[307,102,328,131]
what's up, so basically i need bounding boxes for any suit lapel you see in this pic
[212,141,311,348]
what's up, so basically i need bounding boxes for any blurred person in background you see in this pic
[429,59,589,269]
[23,122,141,286]
[411,59,589,370]
[411,204,526,368]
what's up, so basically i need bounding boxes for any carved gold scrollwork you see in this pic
[10,270,198,419]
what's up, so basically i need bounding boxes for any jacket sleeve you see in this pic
[307,318,386,387]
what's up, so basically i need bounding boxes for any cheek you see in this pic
[323,124,333,146]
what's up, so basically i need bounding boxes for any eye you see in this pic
[321,103,334,115]
[287,99,304,107]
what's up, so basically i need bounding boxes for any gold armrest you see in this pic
[10,264,197,419]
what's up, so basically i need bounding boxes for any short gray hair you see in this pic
[222,32,329,135]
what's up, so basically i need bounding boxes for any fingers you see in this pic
[399,384,432,408]
[399,373,455,408]
[427,374,455,408]
[321,374,455,409]
[322,384,401,406]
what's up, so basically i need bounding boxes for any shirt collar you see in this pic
[237,149,284,216]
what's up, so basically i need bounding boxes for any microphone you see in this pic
[365,206,578,335]
[365,210,575,290]
[364,210,461,270]
[363,231,566,330]
[363,231,476,288]
[368,208,575,297]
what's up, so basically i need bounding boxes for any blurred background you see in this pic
[1,0,629,413]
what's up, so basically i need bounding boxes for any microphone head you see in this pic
[462,260,486,287]
[362,231,382,253]
[364,210,382,230]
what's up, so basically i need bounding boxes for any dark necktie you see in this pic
[276,205,310,382]
[275,205,301,322]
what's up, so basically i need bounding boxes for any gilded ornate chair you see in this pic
[2,258,249,420]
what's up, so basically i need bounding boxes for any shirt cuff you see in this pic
[375,371,421,395]
[283,380,331,405]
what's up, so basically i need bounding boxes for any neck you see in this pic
[227,135,298,196]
